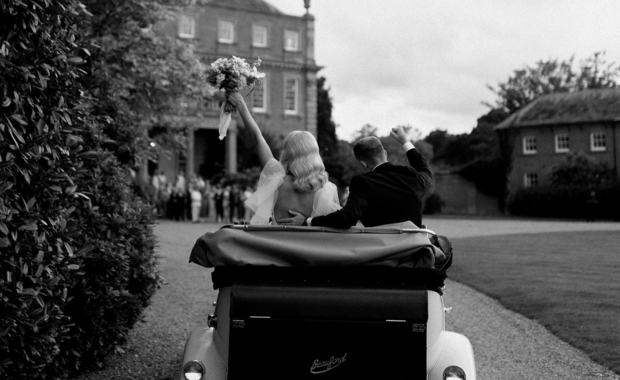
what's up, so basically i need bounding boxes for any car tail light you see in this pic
[183,360,205,380]
[443,365,466,379]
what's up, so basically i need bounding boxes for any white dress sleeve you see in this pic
[245,158,285,225]
[311,181,342,217]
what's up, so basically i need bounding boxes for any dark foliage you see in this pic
[0,1,159,379]
[425,118,507,198]
[316,77,352,186]
[423,193,444,215]
[508,184,620,220]
[486,52,620,115]
[550,152,615,187]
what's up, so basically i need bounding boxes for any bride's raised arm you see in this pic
[226,92,273,167]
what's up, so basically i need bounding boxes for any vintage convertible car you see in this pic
[181,222,476,380]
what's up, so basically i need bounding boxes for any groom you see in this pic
[279,126,432,228]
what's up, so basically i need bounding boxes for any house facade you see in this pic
[157,0,320,180]
[495,89,620,197]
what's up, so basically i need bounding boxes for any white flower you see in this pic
[252,66,266,79]
[216,73,225,85]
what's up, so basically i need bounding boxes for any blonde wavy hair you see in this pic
[279,131,328,193]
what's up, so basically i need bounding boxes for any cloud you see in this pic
[267,0,620,139]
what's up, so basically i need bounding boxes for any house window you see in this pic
[591,131,606,152]
[178,15,195,39]
[284,77,299,115]
[252,24,268,47]
[284,30,299,51]
[524,173,538,188]
[555,134,569,153]
[252,80,267,113]
[523,136,537,155]
[218,20,234,44]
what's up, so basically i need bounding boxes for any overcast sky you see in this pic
[266,0,620,141]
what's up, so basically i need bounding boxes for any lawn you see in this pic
[449,231,620,375]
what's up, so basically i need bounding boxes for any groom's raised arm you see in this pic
[404,144,432,193]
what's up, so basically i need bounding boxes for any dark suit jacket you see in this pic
[311,148,431,228]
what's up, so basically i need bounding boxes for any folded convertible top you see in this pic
[190,221,444,269]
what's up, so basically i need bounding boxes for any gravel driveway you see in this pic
[74,217,620,380]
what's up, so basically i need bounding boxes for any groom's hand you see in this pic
[390,126,409,145]
[277,210,308,226]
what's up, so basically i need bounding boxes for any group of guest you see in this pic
[150,171,254,223]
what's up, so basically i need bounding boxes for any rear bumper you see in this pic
[180,328,476,380]
[428,331,476,380]
[179,327,226,380]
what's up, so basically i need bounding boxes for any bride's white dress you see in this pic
[245,158,341,225]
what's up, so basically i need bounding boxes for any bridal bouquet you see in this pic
[204,56,265,140]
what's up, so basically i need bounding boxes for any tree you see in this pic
[316,77,338,161]
[550,152,614,187]
[78,0,205,178]
[0,0,202,378]
[352,124,378,141]
[423,117,506,198]
[486,51,620,115]
[315,76,347,185]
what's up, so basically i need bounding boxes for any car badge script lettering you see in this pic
[310,353,347,374]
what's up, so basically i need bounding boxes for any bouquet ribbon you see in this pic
[218,99,232,140]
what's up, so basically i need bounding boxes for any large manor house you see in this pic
[155,0,319,180]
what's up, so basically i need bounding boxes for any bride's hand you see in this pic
[225,91,245,108]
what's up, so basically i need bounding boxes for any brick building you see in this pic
[157,0,320,180]
[495,88,620,198]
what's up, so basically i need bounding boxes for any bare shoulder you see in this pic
[273,175,315,221]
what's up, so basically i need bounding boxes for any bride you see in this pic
[226,92,341,225]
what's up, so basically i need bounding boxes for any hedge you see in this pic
[508,184,620,220]
[0,1,158,379]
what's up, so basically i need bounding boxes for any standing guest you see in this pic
[228,185,238,223]
[243,186,254,221]
[214,185,225,223]
[190,184,203,223]
[201,181,212,220]
[161,183,172,219]
[586,191,599,222]
[170,188,183,221]
[151,171,161,216]
[171,173,186,221]
[237,186,246,220]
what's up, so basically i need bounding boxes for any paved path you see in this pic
[75,217,620,380]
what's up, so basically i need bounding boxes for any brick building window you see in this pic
[252,80,267,113]
[284,77,299,115]
[590,131,606,152]
[523,136,537,155]
[178,15,195,39]
[218,20,234,44]
[252,24,268,47]
[284,30,299,51]
[524,173,538,188]
[555,134,569,153]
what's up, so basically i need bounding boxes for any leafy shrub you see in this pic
[423,193,444,215]
[508,184,620,220]
[550,151,615,187]
[0,1,158,379]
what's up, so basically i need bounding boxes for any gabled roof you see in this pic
[494,88,620,130]
[203,0,284,15]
